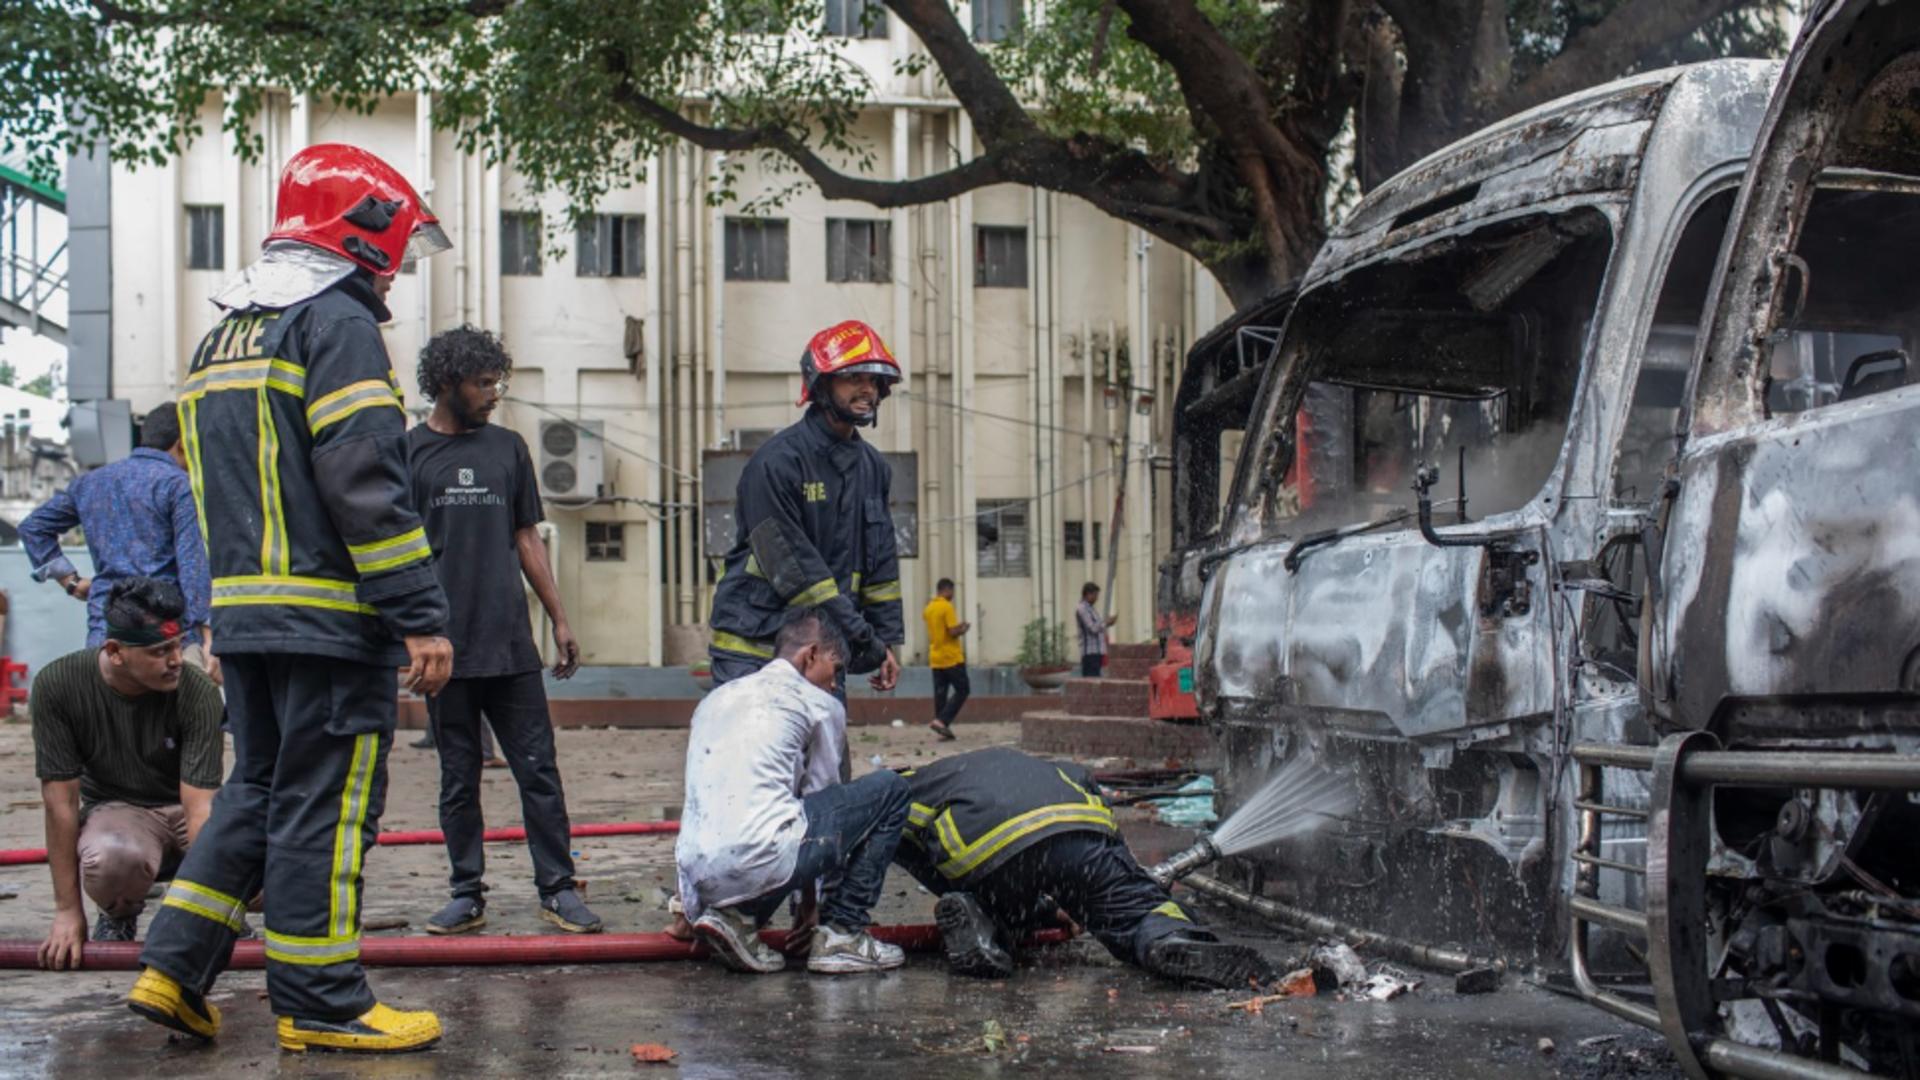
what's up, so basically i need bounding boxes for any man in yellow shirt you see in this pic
[922,578,971,740]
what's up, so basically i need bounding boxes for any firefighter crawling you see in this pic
[894,748,1277,989]
[128,144,456,1054]
[706,320,906,698]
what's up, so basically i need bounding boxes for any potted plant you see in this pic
[1016,618,1072,691]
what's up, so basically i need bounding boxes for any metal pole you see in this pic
[1181,872,1500,974]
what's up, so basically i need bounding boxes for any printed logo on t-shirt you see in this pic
[433,466,506,509]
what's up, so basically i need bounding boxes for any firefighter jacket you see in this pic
[709,408,903,674]
[181,274,448,665]
[895,747,1118,885]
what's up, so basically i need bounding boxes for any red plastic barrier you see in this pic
[0,925,1069,971]
[0,820,681,867]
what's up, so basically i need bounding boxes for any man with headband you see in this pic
[30,578,224,963]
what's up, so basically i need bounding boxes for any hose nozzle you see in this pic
[1148,835,1222,888]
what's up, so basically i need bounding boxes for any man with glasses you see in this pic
[30,578,224,964]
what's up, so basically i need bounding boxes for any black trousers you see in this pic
[1080,654,1104,678]
[932,664,971,725]
[428,671,576,901]
[967,831,1212,967]
[141,654,394,1022]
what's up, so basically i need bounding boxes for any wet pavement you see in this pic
[0,720,1680,1078]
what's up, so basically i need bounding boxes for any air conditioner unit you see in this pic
[537,419,604,498]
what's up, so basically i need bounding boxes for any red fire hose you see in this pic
[0,925,1070,971]
[0,820,681,867]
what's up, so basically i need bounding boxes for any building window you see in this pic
[824,0,886,38]
[501,211,543,276]
[825,218,890,283]
[1092,521,1103,561]
[1063,520,1085,560]
[185,205,224,270]
[975,225,1028,287]
[586,522,626,562]
[577,213,645,277]
[977,499,1029,577]
[972,0,1022,42]
[724,217,789,281]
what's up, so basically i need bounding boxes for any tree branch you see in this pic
[1495,0,1750,118]
[881,0,1039,146]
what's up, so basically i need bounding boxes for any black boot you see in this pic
[1143,934,1276,990]
[935,893,1014,979]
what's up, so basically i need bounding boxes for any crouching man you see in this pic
[895,747,1274,989]
[32,579,224,966]
[675,608,909,975]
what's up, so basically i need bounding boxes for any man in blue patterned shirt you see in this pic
[19,403,214,673]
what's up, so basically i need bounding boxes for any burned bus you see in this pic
[1189,2,1920,1073]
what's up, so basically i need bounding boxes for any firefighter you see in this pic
[894,747,1276,989]
[707,319,905,696]
[129,144,455,1054]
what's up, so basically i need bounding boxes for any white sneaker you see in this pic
[694,906,786,974]
[806,925,905,974]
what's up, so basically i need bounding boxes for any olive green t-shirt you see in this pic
[30,649,225,810]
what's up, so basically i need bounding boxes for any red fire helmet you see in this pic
[798,320,902,406]
[266,144,450,277]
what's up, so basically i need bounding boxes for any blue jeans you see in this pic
[741,770,909,932]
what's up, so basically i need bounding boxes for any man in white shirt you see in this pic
[676,608,910,975]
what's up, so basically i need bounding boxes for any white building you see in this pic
[99,15,1234,666]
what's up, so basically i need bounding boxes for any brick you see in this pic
[1018,710,1214,766]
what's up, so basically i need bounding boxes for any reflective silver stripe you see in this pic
[211,576,375,616]
[186,359,307,396]
[347,530,431,574]
[307,381,400,432]
[161,880,248,931]
[262,929,361,966]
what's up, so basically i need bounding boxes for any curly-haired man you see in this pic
[405,325,600,937]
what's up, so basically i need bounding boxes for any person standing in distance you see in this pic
[1076,582,1118,678]
[922,577,971,740]
[129,143,454,1055]
[405,326,601,938]
[707,319,905,699]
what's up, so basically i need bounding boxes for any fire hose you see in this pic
[0,820,681,867]
[0,925,1071,971]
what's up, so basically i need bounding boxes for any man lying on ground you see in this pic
[894,747,1275,989]
[31,578,224,965]
[675,607,910,975]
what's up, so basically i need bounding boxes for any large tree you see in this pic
[0,0,1781,308]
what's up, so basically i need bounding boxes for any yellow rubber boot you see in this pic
[127,968,221,1041]
[277,1003,442,1054]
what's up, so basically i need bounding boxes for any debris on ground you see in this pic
[982,1019,1007,1053]
[1357,966,1420,1002]
[1538,1037,1557,1056]
[629,1042,677,1065]
[1150,776,1217,828]
[1577,1035,1620,1050]
[1454,965,1501,995]
[362,915,409,932]
[1276,967,1317,998]
[1103,1045,1157,1054]
[1310,941,1368,989]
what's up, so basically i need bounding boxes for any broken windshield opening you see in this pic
[1246,207,1614,535]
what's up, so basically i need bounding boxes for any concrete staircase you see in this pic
[1020,642,1214,765]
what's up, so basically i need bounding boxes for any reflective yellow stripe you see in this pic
[181,398,209,546]
[744,554,765,579]
[908,801,937,828]
[264,928,361,967]
[212,575,375,616]
[932,799,1118,879]
[711,631,775,660]
[789,578,839,607]
[161,879,248,932]
[307,379,401,434]
[1152,901,1192,922]
[330,733,378,939]
[183,359,307,399]
[346,527,431,574]
[257,389,288,575]
[859,579,901,605]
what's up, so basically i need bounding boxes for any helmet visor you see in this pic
[835,361,900,383]
[402,220,453,270]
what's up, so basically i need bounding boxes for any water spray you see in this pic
[1147,756,1358,886]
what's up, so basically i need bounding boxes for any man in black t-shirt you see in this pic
[405,326,601,936]
[31,578,225,966]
